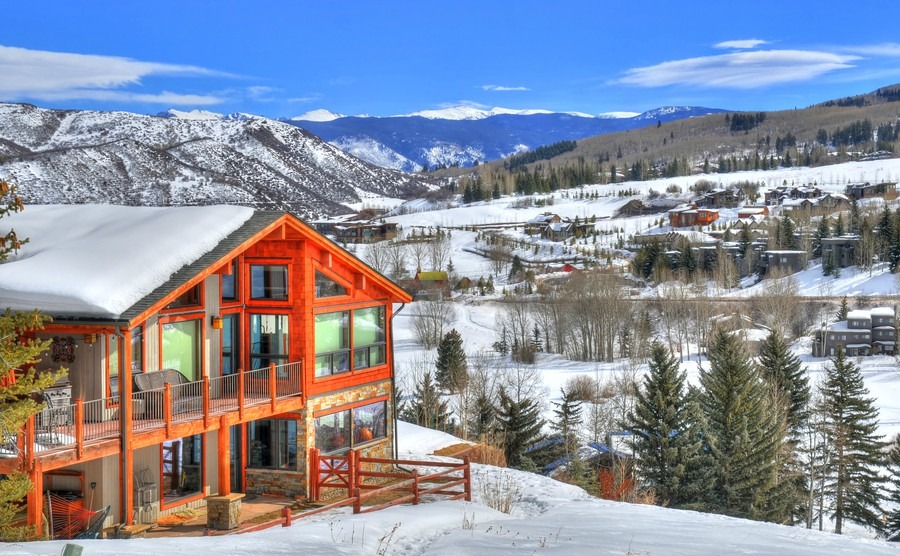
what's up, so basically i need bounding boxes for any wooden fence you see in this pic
[238,448,471,534]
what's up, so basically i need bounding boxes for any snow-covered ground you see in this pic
[9,422,898,555]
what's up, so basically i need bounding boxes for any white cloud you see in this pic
[287,94,322,103]
[618,49,859,89]
[480,84,530,91]
[0,44,230,104]
[839,42,900,57]
[714,39,769,50]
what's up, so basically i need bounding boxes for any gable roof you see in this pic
[0,205,410,324]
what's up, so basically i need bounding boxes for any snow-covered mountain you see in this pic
[289,105,726,171]
[0,103,432,218]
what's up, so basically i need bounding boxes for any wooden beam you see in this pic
[26,460,42,532]
[217,418,230,496]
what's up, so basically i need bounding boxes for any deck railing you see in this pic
[20,361,303,461]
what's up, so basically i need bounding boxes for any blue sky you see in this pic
[4,1,900,118]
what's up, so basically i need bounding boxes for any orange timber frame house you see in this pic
[0,206,411,533]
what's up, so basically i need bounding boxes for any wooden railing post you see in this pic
[348,449,357,495]
[269,363,277,411]
[281,506,292,527]
[202,376,210,428]
[309,447,319,501]
[412,469,419,505]
[237,369,245,421]
[354,448,362,490]
[463,456,472,502]
[352,487,361,514]
[164,384,173,437]
[74,399,84,459]
[24,414,35,470]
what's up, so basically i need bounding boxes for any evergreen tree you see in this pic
[0,179,64,541]
[551,386,583,462]
[435,329,467,393]
[814,217,830,258]
[402,371,453,432]
[818,346,886,534]
[470,392,495,440]
[699,329,785,521]
[885,435,900,540]
[508,255,524,280]
[625,343,703,506]
[836,296,849,321]
[496,387,545,469]
[833,213,845,237]
[757,330,810,439]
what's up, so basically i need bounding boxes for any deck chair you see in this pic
[74,505,111,540]
[40,393,70,446]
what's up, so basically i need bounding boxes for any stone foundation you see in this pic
[245,469,306,497]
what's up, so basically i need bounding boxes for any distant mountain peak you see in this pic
[635,106,723,120]
[290,109,346,122]
[398,105,579,121]
[597,111,641,119]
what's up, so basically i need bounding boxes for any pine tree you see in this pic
[496,387,545,469]
[885,435,900,540]
[814,217,830,258]
[435,329,467,393]
[836,296,849,321]
[551,386,583,462]
[699,329,785,521]
[0,179,64,541]
[625,342,703,506]
[757,330,810,439]
[470,392,495,440]
[818,346,886,534]
[402,371,453,433]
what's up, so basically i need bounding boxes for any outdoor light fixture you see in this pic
[84,333,97,344]
[211,316,224,329]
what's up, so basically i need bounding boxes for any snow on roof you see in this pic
[871,307,895,317]
[847,310,873,320]
[0,204,255,319]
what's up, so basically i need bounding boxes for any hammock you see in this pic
[45,491,108,540]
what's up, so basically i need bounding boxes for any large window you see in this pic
[166,284,201,309]
[222,314,240,375]
[250,314,289,370]
[162,319,201,381]
[107,334,119,401]
[315,400,387,454]
[247,419,297,469]
[315,311,349,377]
[251,264,288,300]
[131,325,143,373]
[353,307,385,369]
[162,434,203,506]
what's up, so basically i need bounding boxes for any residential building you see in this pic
[844,181,898,201]
[758,250,807,275]
[312,218,398,244]
[821,236,859,268]
[814,307,896,357]
[667,205,719,228]
[0,205,411,533]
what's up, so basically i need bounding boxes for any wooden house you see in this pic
[0,205,411,534]
[412,271,450,299]
[758,250,807,275]
[845,181,898,201]
[667,205,719,228]
[312,218,398,244]
[821,236,858,268]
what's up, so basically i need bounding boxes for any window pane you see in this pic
[162,320,200,381]
[162,434,203,504]
[315,410,351,453]
[248,420,273,468]
[315,271,347,298]
[130,326,143,373]
[353,307,384,346]
[251,265,288,300]
[222,260,237,300]
[315,312,349,353]
[250,314,289,369]
[353,401,386,445]
[166,285,201,308]
[223,315,239,375]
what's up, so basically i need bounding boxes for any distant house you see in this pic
[667,204,719,228]
[758,250,807,275]
[695,188,740,208]
[813,306,896,357]
[845,181,898,201]
[413,270,450,299]
[313,216,398,244]
[708,313,771,355]
[524,212,562,235]
[737,205,769,219]
[821,236,858,268]
[525,212,594,241]
[764,185,822,205]
[614,198,683,217]
[816,193,851,211]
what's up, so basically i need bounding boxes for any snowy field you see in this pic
[8,422,899,555]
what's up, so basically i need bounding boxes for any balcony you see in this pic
[1,361,303,470]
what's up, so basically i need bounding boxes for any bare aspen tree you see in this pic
[500,296,532,353]
[428,229,452,271]
[364,240,391,276]
[656,281,692,361]
[410,297,455,349]
[752,269,800,338]
[385,239,409,280]
[498,356,545,404]
[407,230,430,271]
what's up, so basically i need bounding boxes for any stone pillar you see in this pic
[205,493,244,530]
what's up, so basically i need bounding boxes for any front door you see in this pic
[230,424,243,492]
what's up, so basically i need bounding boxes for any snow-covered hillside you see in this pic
[0,103,431,218]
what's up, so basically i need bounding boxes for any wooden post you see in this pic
[237,369,245,421]
[269,363,277,411]
[121,329,135,526]
[164,383,172,438]
[354,448,362,490]
[463,456,472,502]
[352,487,361,514]
[74,399,84,459]
[202,376,210,428]
[218,419,230,496]
[309,448,320,501]
[347,449,356,495]
[24,414,35,471]
[281,506,291,527]
[412,469,419,505]
[26,460,43,532]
